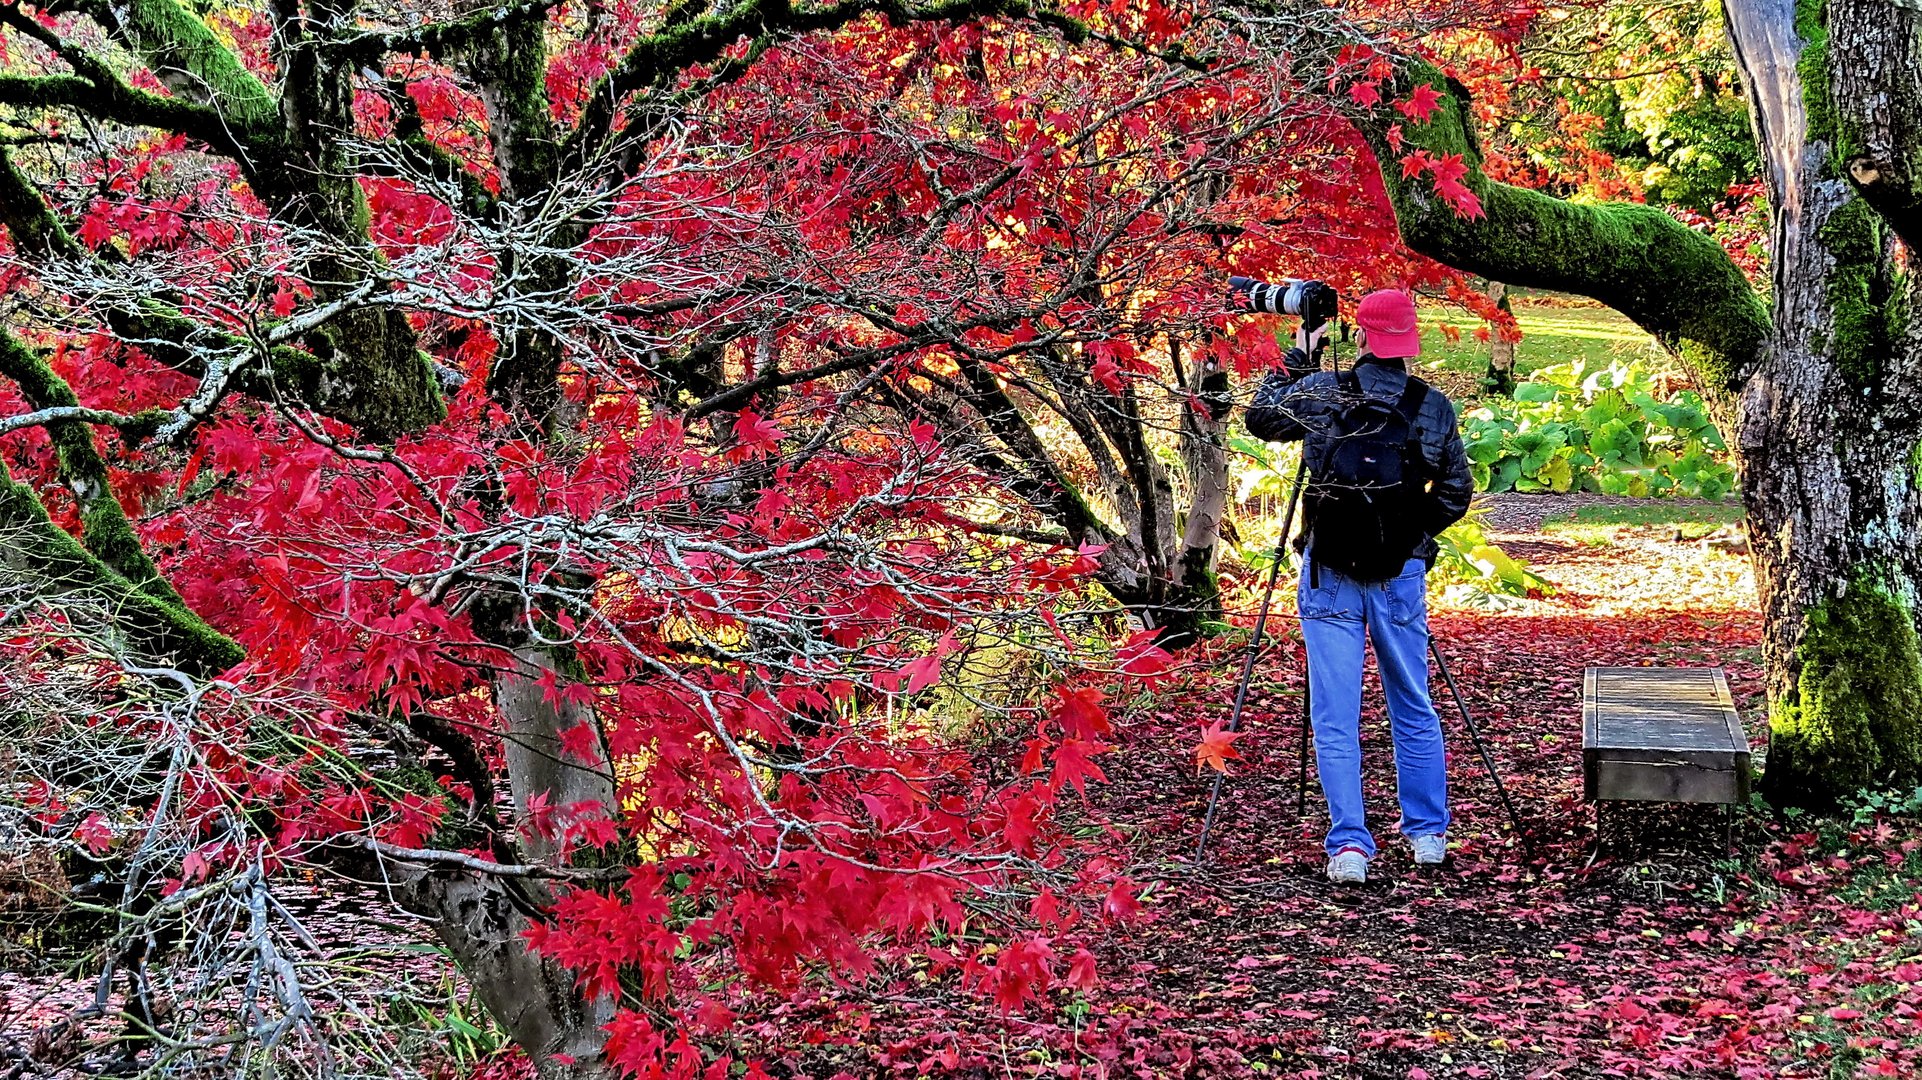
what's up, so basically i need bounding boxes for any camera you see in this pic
[1228,276,1339,334]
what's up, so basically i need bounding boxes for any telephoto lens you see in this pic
[1228,276,1339,333]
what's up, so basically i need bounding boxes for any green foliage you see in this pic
[1461,358,1735,499]
[389,970,505,1069]
[1432,510,1550,600]
[1570,1,1758,214]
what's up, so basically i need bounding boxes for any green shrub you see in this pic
[1433,510,1551,600]
[1462,358,1735,499]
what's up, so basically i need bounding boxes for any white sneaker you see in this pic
[1410,834,1448,866]
[1327,847,1369,885]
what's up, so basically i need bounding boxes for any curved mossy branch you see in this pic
[0,457,243,677]
[0,5,260,154]
[1353,63,1771,405]
[68,0,278,132]
[0,328,180,602]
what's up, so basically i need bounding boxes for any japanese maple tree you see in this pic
[0,0,1429,1075]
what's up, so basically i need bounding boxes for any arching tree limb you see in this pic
[1353,63,1771,410]
[0,455,243,677]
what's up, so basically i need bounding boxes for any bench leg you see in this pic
[1585,800,1606,870]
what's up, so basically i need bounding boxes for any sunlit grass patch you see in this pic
[1422,300,1666,377]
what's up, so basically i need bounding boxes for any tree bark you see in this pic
[395,866,618,1080]
[1165,335,1229,645]
[1485,280,1516,395]
[1725,0,1922,803]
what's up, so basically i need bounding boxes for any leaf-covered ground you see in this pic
[764,497,1922,1080]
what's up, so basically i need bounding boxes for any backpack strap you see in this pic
[1392,373,1429,425]
[1393,373,1432,481]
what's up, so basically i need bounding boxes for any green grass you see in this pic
[1543,501,1746,545]
[1422,301,1665,377]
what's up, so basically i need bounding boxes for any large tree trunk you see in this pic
[1725,0,1922,803]
[397,867,619,1080]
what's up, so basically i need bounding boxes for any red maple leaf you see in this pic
[1195,719,1243,774]
[1435,177,1487,220]
[731,409,785,453]
[1052,686,1111,740]
[1428,151,1471,186]
[1050,738,1108,795]
[1348,80,1383,108]
[1396,83,1444,123]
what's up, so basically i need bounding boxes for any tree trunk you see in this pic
[397,868,619,1080]
[1725,0,1922,803]
[1485,280,1516,396]
[1164,335,1229,646]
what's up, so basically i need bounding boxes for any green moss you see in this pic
[108,0,277,131]
[0,459,242,677]
[1158,545,1223,648]
[1795,0,1838,150]
[1764,575,1922,806]
[1364,65,1769,405]
[1819,198,1888,386]
[0,330,186,604]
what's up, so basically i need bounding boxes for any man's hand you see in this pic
[1295,321,1329,357]
[1226,278,1255,311]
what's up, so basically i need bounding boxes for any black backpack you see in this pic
[1303,370,1432,583]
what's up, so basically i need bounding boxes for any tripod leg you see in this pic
[1294,668,1312,818]
[1429,636,1535,861]
[1194,459,1308,863]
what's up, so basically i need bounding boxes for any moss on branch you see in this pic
[1356,64,1771,400]
[0,326,185,603]
[0,458,243,678]
[78,0,278,131]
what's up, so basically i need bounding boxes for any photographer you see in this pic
[1239,285,1473,885]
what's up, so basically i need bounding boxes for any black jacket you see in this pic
[1243,350,1474,565]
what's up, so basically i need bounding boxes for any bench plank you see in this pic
[1583,667,1750,804]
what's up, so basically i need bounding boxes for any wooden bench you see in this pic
[1583,667,1751,804]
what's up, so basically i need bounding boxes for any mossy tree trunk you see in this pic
[1345,0,1922,806]
[1724,0,1922,803]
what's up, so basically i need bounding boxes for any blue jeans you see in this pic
[1297,555,1451,858]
